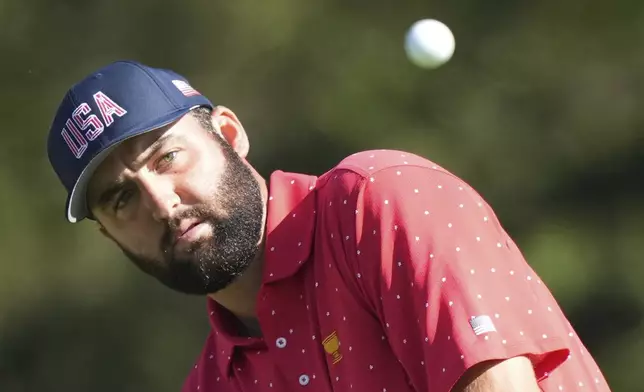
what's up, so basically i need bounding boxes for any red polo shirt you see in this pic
[182,150,611,392]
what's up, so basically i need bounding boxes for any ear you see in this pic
[211,105,250,158]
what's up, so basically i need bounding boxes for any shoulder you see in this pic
[328,149,447,177]
[314,149,468,199]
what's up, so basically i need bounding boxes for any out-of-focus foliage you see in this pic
[0,0,640,390]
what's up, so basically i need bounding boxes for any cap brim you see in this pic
[65,106,205,223]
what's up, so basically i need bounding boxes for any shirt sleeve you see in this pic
[181,370,197,392]
[345,164,572,392]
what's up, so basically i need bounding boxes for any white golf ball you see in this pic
[405,19,455,69]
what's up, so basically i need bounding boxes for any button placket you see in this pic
[299,374,310,386]
[276,337,287,349]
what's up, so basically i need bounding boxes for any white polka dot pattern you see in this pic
[181,150,612,392]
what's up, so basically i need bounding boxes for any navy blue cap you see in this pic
[47,60,213,223]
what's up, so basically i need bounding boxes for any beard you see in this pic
[119,138,264,295]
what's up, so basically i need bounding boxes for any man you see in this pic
[46,60,611,391]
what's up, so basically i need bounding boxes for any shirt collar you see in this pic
[207,170,318,376]
[262,170,318,283]
[208,299,240,376]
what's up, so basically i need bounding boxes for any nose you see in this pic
[140,176,180,222]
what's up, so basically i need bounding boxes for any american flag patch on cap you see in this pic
[172,80,200,97]
[469,315,497,336]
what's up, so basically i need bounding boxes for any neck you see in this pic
[207,246,265,321]
[207,166,268,334]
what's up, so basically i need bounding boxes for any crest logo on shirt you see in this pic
[322,331,343,365]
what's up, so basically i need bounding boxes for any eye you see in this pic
[156,151,178,170]
[113,189,134,212]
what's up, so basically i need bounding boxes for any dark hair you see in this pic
[190,106,216,133]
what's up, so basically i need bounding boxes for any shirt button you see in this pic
[275,337,287,348]
[299,374,310,386]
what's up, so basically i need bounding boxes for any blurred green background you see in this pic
[1,0,641,390]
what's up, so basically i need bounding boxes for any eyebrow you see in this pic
[93,132,177,210]
[95,177,128,210]
[131,132,175,169]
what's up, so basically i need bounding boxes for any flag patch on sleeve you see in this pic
[469,315,497,335]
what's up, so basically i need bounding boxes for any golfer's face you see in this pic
[86,113,229,262]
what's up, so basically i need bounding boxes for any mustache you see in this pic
[160,205,219,253]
